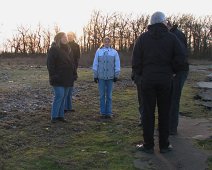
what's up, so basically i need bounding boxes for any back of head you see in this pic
[150,11,166,25]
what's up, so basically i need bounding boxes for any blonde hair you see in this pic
[54,32,66,47]
[67,32,76,41]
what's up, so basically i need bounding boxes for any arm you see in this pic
[75,44,81,69]
[114,50,121,78]
[47,48,57,79]
[92,49,99,78]
[172,37,187,73]
[132,37,143,76]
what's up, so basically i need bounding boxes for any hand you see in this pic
[113,77,118,82]
[94,78,98,83]
[74,74,78,81]
[131,73,135,81]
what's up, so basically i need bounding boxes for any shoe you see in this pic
[64,109,75,113]
[51,118,57,123]
[105,114,113,119]
[160,144,173,153]
[57,117,68,123]
[136,144,154,154]
[100,114,106,118]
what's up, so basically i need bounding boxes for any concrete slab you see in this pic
[206,73,212,81]
[197,82,212,89]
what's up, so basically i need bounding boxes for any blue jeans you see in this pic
[51,86,70,119]
[98,79,113,115]
[64,87,73,110]
[170,71,188,132]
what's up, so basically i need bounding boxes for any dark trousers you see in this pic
[170,71,188,132]
[136,83,144,123]
[142,79,172,149]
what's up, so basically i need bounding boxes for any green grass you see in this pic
[196,138,212,150]
[208,156,212,170]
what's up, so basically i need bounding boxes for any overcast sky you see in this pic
[0,0,211,49]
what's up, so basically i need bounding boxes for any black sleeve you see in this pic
[132,37,143,76]
[47,48,57,79]
[172,37,187,73]
[75,44,80,69]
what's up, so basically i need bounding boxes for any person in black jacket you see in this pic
[47,32,75,123]
[167,21,189,135]
[132,11,186,153]
[131,70,144,127]
[64,32,80,112]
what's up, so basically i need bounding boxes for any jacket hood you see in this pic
[147,23,168,39]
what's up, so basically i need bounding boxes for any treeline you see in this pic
[1,11,212,59]
[2,24,61,54]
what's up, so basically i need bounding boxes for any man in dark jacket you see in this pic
[131,70,144,127]
[64,32,80,112]
[167,21,189,135]
[132,11,186,153]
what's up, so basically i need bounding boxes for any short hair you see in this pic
[150,11,166,25]
[103,37,110,42]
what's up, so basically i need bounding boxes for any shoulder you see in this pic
[95,48,102,53]
[167,31,178,40]
[73,42,80,48]
[48,46,58,54]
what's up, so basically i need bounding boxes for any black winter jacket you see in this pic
[132,23,187,81]
[170,25,189,71]
[68,41,80,69]
[47,44,75,87]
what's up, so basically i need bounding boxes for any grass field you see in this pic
[0,64,211,170]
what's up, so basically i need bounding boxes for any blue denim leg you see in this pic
[51,86,67,119]
[58,87,70,118]
[170,71,188,131]
[98,79,106,114]
[64,87,73,110]
[105,79,113,114]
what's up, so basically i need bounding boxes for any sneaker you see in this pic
[105,114,113,119]
[160,144,173,153]
[64,109,75,113]
[100,114,106,118]
[57,117,68,123]
[136,144,154,154]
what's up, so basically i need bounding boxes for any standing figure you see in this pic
[167,21,189,135]
[132,12,186,153]
[47,32,75,123]
[92,37,121,118]
[64,32,80,112]
[131,70,144,127]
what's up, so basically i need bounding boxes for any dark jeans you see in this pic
[170,71,188,132]
[142,79,172,149]
[136,83,144,123]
